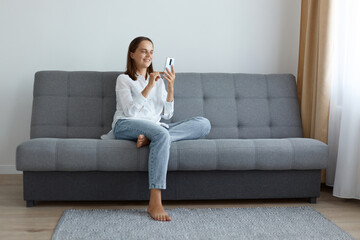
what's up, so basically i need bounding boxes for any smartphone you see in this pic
[163,57,175,73]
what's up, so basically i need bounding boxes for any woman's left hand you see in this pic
[162,65,176,91]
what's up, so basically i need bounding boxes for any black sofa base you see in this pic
[23,170,321,207]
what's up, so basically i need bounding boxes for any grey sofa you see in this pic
[16,71,328,207]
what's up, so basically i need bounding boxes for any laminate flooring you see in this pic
[0,174,359,240]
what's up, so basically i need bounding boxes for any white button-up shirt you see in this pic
[101,73,174,140]
[112,73,174,129]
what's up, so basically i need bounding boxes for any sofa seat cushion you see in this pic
[16,138,328,172]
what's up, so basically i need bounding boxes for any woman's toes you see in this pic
[137,135,150,148]
[137,135,144,148]
[147,206,171,221]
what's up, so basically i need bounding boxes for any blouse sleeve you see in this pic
[116,75,147,117]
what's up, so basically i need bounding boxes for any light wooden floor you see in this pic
[0,174,359,240]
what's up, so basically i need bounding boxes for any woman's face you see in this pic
[130,40,153,70]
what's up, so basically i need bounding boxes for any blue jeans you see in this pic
[113,117,211,189]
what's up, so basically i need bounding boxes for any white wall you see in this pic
[0,0,301,173]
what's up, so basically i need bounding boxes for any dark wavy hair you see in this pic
[125,36,154,81]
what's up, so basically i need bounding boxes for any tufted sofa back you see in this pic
[30,71,302,139]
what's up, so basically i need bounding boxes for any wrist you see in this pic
[146,84,154,91]
[142,85,152,98]
[166,91,174,102]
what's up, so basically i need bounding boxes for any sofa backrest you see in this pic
[31,71,302,139]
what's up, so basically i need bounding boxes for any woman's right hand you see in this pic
[142,72,162,98]
[148,72,162,89]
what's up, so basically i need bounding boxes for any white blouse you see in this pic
[101,73,174,140]
[112,72,174,127]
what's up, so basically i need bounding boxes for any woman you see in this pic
[112,36,211,221]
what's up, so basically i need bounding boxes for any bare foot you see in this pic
[147,204,171,221]
[137,134,150,148]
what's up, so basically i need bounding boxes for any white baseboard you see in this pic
[0,165,22,174]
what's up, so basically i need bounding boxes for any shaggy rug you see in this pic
[52,206,354,240]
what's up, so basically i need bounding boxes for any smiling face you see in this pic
[130,40,154,71]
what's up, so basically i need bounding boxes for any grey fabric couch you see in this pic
[16,71,328,207]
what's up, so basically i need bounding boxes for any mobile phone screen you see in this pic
[164,57,175,73]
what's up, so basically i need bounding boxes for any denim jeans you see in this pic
[113,117,211,189]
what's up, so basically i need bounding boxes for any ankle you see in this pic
[149,189,163,205]
[149,197,162,206]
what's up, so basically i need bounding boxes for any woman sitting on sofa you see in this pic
[111,36,211,221]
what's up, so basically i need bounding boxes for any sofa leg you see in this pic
[26,200,35,207]
[309,197,317,204]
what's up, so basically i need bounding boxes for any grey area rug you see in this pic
[52,206,354,240]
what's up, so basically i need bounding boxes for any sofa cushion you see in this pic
[30,72,302,140]
[16,138,328,171]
